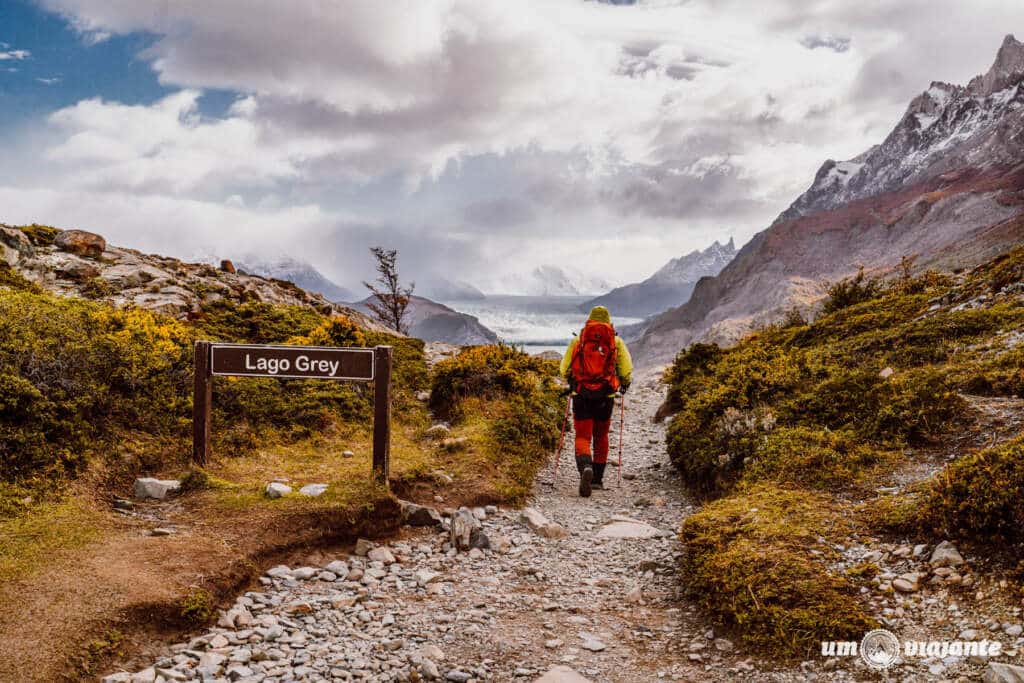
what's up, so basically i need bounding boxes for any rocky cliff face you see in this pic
[0,224,387,331]
[633,35,1024,364]
[584,238,736,318]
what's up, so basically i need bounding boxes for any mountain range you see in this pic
[632,34,1024,363]
[485,265,613,297]
[235,256,356,303]
[583,238,736,318]
[230,258,498,345]
[351,295,499,346]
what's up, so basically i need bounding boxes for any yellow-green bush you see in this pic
[679,486,877,657]
[920,435,1024,544]
[0,292,194,489]
[741,426,894,491]
[0,263,41,293]
[667,247,1024,660]
[430,345,562,499]
[430,344,558,421]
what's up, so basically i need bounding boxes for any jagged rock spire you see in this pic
[968,34,1024,96]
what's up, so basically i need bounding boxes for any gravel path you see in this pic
[103,375,758,682]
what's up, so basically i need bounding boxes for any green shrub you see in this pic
[0,292,194,489]
[180,588,215,624]
[0,263,41,293]
[429,344,561,501]
[921,435,1024,544]
[820,268,882,315]
[793,367,965,444]
[195,300,326,344]
[430,344,558,421]
[17,224,59,247]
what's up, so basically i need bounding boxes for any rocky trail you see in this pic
[101,375,754,682]
[103,378,1024,683]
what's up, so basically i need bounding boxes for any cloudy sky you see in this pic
[1,0,1022,292]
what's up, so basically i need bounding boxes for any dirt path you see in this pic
[101,379,1024,683]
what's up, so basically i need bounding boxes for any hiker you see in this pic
[560,305,633,497]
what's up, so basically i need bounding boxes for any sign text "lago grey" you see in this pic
[209,344,375,381]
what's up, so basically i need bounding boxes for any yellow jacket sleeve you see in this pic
[559,338,578,378]
[615,336,633,386]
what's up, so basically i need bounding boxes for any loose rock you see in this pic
[265,482,291,498]
[133,478,181,500]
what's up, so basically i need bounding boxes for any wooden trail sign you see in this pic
[193,341,393,485]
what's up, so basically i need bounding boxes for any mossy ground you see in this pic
[665,246,1024,658]
[680,486,877,657]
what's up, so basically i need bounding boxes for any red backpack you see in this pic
[570,320,620,396]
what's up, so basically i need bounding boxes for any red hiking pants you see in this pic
[574,417,612,464]
[572,394,615,464]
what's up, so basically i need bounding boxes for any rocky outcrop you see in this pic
[0,227,34,265]
[584,238,735,318]
[1,224,387,330]
[632,35,1024,363]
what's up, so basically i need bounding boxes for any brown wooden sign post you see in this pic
[192,342,392,484]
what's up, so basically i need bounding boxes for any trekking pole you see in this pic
[547,395,572,487]
[614,393,622,489]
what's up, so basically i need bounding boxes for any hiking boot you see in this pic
[592,462,607,490]
[576,455,593,498]
[579,466,593,498]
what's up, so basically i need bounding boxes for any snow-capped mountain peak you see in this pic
[233,256,355,303]
[650,238,737,285]
[782,34,1024,222]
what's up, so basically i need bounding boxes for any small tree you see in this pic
[363,247,414,334]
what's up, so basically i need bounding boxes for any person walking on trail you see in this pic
[560,305,633,497]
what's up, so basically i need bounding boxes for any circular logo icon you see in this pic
[861,629,901,670]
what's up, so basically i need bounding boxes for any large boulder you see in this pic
[265,482,291,499]
[56,261,101,282]
[54,229,106,258]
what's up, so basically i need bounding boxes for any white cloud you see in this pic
[44,91,305,196]
[36,77,61,85]
[7,0,1024,288]
[0,49,30,60]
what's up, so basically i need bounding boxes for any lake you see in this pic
[442,295,644,355]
